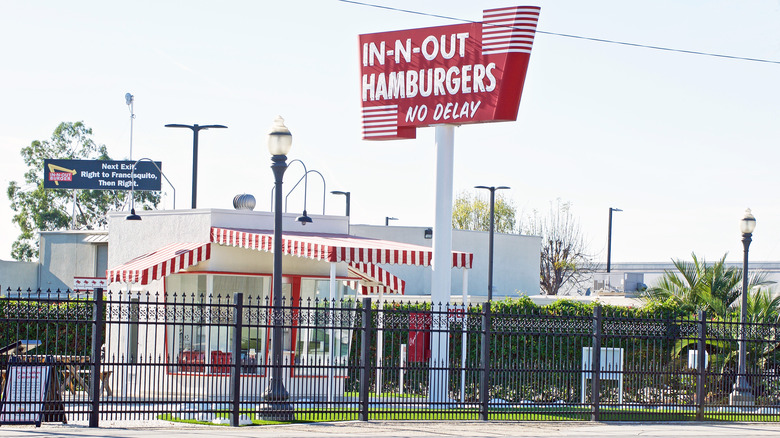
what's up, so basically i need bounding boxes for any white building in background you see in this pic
[590,261,780,296]
[349,224,540,299]
[0,212,541,301]
[0,230,108,295]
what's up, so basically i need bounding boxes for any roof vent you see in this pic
[233,193,256,211]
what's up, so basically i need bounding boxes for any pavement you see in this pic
[3,421,780,438]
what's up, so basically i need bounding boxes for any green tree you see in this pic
[452,191,517,233]
[651,253,779,393]
[525,200,592,295]
[672,288,780,382]
[7,121,159,261]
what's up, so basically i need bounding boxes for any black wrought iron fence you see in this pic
[1,288,779,427]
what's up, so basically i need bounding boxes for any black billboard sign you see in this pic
[43,159,162,191]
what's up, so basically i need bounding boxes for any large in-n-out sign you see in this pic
[359,6,540,140]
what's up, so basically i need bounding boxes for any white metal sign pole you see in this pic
[431,124,455,304]
[429,124,455,404]
[461,268,469,404]
[327,262,336,403]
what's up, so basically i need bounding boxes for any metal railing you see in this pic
[1,288,779,426]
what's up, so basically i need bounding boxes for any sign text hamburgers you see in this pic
[359,6,540,140]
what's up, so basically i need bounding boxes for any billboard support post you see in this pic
[429,124,455,404]
[71,191,77,230]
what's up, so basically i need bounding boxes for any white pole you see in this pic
[203,275,213,397]
[129,99,134,161]
[431,124,455,304]
[328,263,336,403]
[126,93,135,209]
[429,124,455,404]
[71,190,77,229]
[399,344,407,395]
[376,288,384,395]
[461,268,469,404]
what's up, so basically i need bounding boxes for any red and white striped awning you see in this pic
[107,242,211,285]
[108,228,472,288]
[211,227,473,269]
[348,262,405,295]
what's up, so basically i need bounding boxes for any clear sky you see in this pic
[1,0,779,265]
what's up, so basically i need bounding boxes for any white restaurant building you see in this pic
[94,207,537,397]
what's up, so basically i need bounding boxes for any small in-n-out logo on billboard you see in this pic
[49,172,73,182]
[359,6,541,140]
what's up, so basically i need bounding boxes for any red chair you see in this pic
[210,351,232,374]
[178,350,205,372]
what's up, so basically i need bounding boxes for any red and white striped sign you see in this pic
[107,242,211,285]
[210,227,472,268]
[359,6,540,140]
[73,277,107,291]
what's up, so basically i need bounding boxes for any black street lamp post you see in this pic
[385,216,398,226]
[125,158,176,221]
[165,123,227,209]
[731,208,756,406]
[259,116,294,420]
[607,207,622,273]
[331,191,350,216]
[475,185,509,301]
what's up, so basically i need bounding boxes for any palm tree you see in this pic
[644,253,773,318]
[673,288,780,375]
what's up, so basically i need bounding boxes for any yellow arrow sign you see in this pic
[47,163,77,186]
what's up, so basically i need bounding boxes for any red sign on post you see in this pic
[408,312,431,362]
[359,6,540,140]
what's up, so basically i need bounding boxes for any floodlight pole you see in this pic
[165,123,227,209]
[475,186,510,301]
[606,208,622,273]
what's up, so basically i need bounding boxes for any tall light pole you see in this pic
[259,116,294,420]
[165,123,227,209]
[331,191,350,216]
[475,185,510,301]
[606,207,622,273]
[125,93,135,160]
[385,216,398,226]
[731,208,756,406]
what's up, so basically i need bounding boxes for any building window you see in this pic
[165,274,269,375]
[294,279,355,375]
[164,274,356,377]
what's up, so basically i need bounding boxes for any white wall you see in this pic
[107,209,214,271]
[202,245,345,278]
[0,260,38,292]
[38,231,105,292]
[349,225,541,298]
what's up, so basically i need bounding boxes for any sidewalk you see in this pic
[3,421,780,438]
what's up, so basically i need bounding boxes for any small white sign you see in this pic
[0,364,50,424]
[688,350,709,369]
